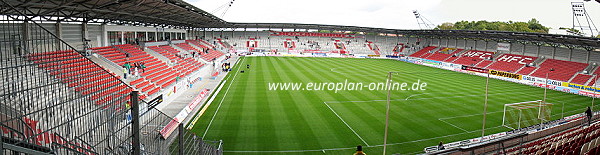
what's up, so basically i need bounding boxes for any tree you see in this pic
[435,22,454,30]
[435,19,550,33]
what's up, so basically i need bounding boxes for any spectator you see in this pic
[353,145,365,155]
[134,67,139,78]
[438,141,445,150]
[586,107,593,126]
[123,62,132,74]
[122,67,128,79]
[140,62,146,73]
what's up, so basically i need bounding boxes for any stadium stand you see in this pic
[175,42,201,53]
[587,67,600,86]
[571,74,594,85]
[27,50,140,108]
[147,45,203,76]
[505,122,600,155]
[198,39,217,48]
[92,44,193,95]
[487,54,538,73]
[451,50,495,66]
[518,65,539,75]
[530,59,589,82]
[200,49,225,62]
[475,60,493,68]
[408,46,437,58]
[425,47,463,61]
[187,39,211,49]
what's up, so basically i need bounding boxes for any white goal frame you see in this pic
[502,100,553,130]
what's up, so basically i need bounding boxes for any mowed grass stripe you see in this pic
[279,57,362,148]
[291,57,377,146]
[205,57,246,149]
[300,58,394,143]
[261,57,297,151]
[257,57,283,150]
[302,58,470,145]
[191,57,596,154]
[274,57,327,150]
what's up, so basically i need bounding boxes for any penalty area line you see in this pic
[322,101,370,146]
[438,118,468,132]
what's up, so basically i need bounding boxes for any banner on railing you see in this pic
[160,89,211,139]
[269,31,356,38]
[461,65,488,73]
[489,69,522,80]
[405,56,599,98]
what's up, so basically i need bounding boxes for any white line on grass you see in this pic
[438,118,468,132]
[324,94,472,104]
[202,57,246,138]
[438,110,504,120]
[404,93,427,100]
[322,101,370,146]
[325,91,534,104]
[370,125,507,147]
[224,125,508,153]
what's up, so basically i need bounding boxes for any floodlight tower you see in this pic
[413,10,436,29]
[571,1,598,37]
[212,0,236,18]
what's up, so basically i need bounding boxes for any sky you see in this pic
[185,0,600,30]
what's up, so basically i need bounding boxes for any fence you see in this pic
[0,1,221,154]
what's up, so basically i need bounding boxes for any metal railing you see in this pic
[0,1,222,154]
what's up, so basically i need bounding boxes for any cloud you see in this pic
[184,0,599,30]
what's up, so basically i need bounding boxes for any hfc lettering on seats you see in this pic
[462,51,493,59]
[497,55,533,64]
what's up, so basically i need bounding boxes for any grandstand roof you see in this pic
[0,0,229,28]
[232,23,600,49]
[2,1,598,49]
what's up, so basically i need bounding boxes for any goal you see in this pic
[502,100,553,130]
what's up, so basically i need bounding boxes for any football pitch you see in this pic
[189,56,594,154]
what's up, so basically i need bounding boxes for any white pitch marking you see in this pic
[322,101,370,146]
[438,118,468,132]
[202,57,246,138]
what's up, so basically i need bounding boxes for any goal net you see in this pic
[502,100,553,130]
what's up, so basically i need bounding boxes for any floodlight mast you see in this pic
[383,72,393,155]
[571,2,599,37]
[481,73,490,138]
[413,10,436,29]
[212,0,236,18]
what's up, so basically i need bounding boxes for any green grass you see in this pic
[190,57,594,154]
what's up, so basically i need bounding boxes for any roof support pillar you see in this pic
[552,46,556,59]
[82,22,89,43]
[56,21,63,47]
[484,40,488,51]
[508,42,513,54]
[569,48,573,61]
[22,19,30,54]
[536,45,541,58]
[522,43,526,56]
[586,49,591,63]
[454,38,458,48]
